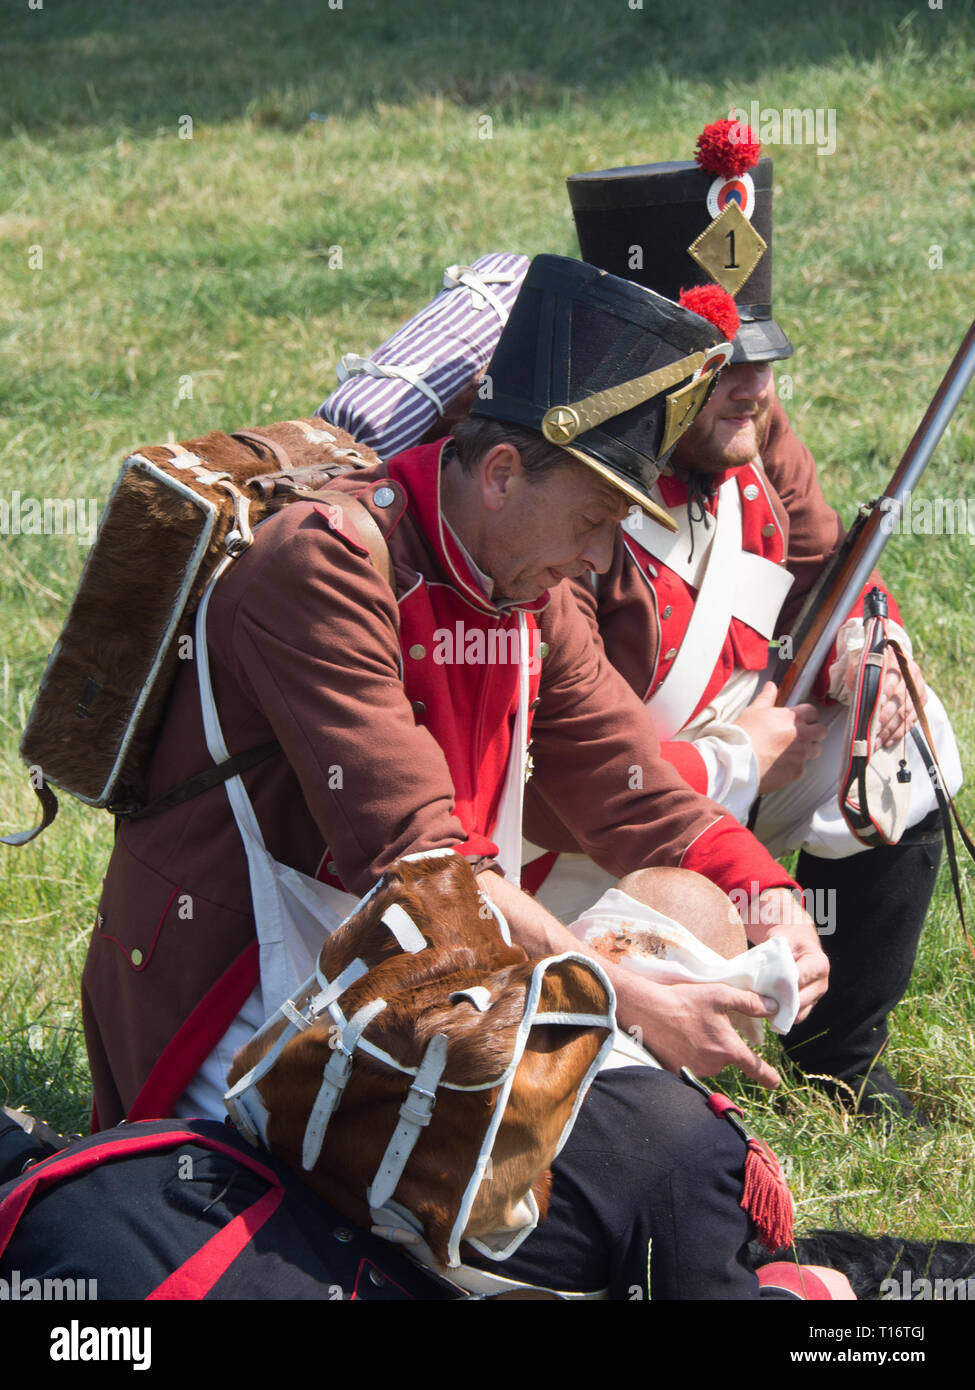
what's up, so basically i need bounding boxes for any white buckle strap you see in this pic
[280,998,312,1032]
[336,353,445,415]
[442,264,517,323]
[306,955,369,1017]
[224,1073,272,1147]
[369,1198,425,1247]
[448,986,492,1012]
[380,903,427,954]
[224,1019,295,1146]
[301,998,388,1171]
[367,1032,450,1209]
[224,956,369,1145]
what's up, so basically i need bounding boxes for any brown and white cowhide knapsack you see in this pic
[5,419,387,845]
[225,848,617,1285]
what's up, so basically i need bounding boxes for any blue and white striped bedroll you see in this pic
[318,253,530,460]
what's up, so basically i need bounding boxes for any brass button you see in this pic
[130,948,144,967]
[326,860,338,875]
[539,642,550,659]
[408,644,425,660]
[368,1267,386,1287]
[664,647,677,661]
[333,1228,355,1243]
[761,523,776,538]
[661,605,673,621]
[530,697,541,710]
[412,701,426,715]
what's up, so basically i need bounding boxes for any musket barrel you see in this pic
[779,321,975,707]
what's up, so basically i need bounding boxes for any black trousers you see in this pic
[784,817,944,1083]
[1,1076,792,1301]
[471,1066,778,1300]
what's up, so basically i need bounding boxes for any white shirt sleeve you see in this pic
[691,726,761,823]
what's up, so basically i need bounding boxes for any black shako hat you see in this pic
[567,123,793,365]
[470,254,731,529]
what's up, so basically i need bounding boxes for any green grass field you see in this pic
[2,0,975,1264]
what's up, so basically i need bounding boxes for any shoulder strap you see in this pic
[646,479,741,738]
[0,779,60,847]
[315,487,394,589]
[112,740,281,822]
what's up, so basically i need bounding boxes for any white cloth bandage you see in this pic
[567,888,800,1037]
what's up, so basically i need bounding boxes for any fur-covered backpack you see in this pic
[4,419,388,846]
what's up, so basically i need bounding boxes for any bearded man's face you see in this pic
[669,363,775,476]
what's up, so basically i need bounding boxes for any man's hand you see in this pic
[844,645,927,748]
[734,682,827,794]
[476,869,784,1089]
[741,885,829,1021]
[612,972,783,1089]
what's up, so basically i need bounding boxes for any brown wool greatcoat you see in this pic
[82,441,794,1128]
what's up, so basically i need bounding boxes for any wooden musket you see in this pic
[776,319,975,708]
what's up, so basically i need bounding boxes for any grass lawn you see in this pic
[1,0,974,1269]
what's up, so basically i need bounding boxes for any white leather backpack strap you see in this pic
[491,612,531,883]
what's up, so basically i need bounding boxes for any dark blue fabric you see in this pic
[465,1066,796,1299]
[0,1119,450,1301]
[0,1089,800,1301]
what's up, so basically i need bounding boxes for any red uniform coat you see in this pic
[574,401,900,795]
[82,441,796,1128]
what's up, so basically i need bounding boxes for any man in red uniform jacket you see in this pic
[541,123,959,1121]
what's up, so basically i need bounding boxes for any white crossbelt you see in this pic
[623,479,793,738]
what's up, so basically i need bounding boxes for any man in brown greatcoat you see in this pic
[84,255,827,1131]
[80,256,833,1297]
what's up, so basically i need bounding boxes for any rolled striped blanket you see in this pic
[318,252,529,459]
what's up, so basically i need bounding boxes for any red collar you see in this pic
[658,461,755,509]
[386,440,551,617]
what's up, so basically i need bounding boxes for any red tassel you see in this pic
[742,1136,794,1252]
[705,1090,794,1252]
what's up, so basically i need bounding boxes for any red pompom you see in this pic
[694,118,760,177]
[679,284,740,341]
